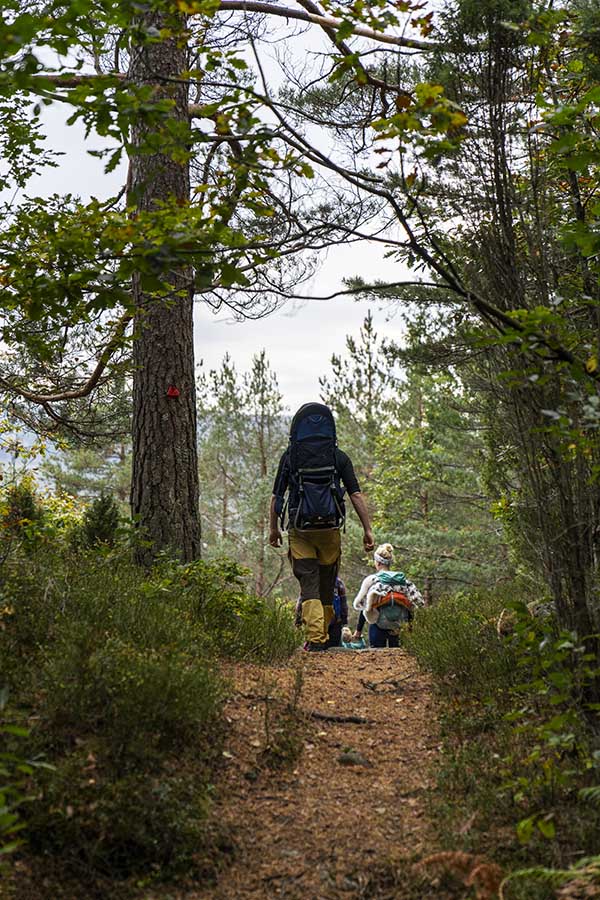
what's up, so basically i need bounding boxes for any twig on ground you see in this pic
[309,711,371,724]
[360,676,410,693]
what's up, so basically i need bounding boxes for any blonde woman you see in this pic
[353,543,424,648]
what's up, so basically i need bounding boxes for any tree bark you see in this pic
[129,10,201,564]
[416,388,433,605]
[256,403,267,595]
[221,462,228,540]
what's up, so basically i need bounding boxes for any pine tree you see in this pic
[197,355,244,544]
[319,311,392,487]
[373,370,509,602]
[43,442,131,506]
[81,492,121,547]
[241,352,286,595]
[319,313,396,588]
[198,352,289,596]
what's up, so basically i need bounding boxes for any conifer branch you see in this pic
[0,314,132,405]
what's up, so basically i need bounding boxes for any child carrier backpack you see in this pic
[276,403,346,531]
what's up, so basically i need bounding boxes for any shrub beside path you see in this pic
[190,649,449,900]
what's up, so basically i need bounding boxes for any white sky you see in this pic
[194,244,407,412]
[14,67,410,413]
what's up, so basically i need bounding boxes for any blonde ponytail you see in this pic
[374,543,393,566]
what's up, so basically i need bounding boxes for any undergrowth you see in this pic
[0,479,300,898]
[404,591,600,899]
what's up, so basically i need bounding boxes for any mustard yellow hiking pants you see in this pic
[288,528,341,645]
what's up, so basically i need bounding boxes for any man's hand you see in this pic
[349,493,375,553]
[352,631,362,641]
[269,528,283,548]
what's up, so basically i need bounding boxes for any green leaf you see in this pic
[0,726,29,737]
[336,20,355,40]
[516,815,535,844]
[537,816,556,839]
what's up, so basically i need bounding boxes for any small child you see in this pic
[341,625,366,650]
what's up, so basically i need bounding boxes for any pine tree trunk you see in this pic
[416,390,433,604]
[221,464,228,540]
[129,10,201,564]
[255,407,267,596]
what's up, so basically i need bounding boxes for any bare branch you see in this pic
[309,710,372,723]
[216,1,440,50]
[293,0,412,95]
[218,280,451,302]
[31,73,125,87]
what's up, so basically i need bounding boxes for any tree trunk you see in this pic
[129,10,201,564]
[416,388,433,604]
[256,405,267,596]
[221,463,228,540]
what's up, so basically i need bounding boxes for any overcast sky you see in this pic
[18,84,409,413]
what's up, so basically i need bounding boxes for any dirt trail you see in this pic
[193,648,445,900]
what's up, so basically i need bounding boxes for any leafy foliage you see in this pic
[0,476,40,538]
[373,369,510,601]
[406,590,600,893]
[320,316,510,599]
[503,603,600,843]
[27,756,214,878]
[232,595,301,663]
[404,590,518,693]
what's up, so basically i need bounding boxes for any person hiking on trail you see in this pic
[270,402,374,652]
[328,574,348,647]
[353,543,424,649]
[295,574,348,648]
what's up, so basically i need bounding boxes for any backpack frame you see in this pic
[276,403,346,531]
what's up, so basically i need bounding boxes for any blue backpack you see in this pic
[332,584,343,620]
[276,403,345,530]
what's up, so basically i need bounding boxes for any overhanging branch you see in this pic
[0,313,132,405]
[216,0,440,49]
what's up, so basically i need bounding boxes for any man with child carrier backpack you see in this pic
[269,403,374,651]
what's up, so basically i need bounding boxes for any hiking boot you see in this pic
[303,641,328,652]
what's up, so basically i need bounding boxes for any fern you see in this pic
[579,785,600,804]
[501,856,600,897]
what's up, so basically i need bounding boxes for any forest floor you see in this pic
[179,648,466,900]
